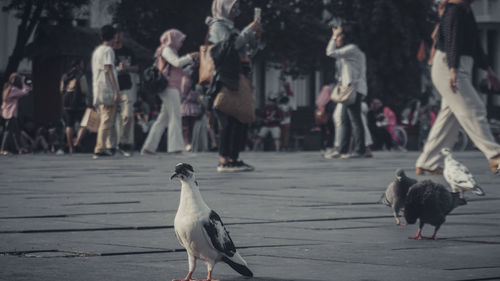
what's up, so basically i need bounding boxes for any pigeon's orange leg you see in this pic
[200,270,219,281]
[172,271,196,281]
[423,234,437,240]
[423,227,439,240]
[409,229,423,240]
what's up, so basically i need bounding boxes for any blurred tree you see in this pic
[111,0,211,58]
[112,0,436,110]
[1,0,89,81]
[238,0,332,77]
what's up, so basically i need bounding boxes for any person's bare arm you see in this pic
[104,64,120,104]
[119,62,139,73]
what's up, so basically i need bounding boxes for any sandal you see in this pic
[416,167,443,175]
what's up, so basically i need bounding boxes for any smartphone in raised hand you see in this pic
[254,7,261,22]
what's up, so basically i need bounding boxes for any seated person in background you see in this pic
[20,119,49,153]
[368,99,398,151]
[253,97,283,152]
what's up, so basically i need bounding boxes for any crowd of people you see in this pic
[315,0,500,175]
[2,0,500,174]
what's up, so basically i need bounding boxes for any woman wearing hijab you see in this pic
[141,29,199,155]
[1,73,31,155]
[206,0,262,172]
[416,0,500,175]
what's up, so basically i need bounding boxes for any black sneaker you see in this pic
[234,160,255,172]
[118,144,133,157]
[217,162,235,173]
[92,151,112,159]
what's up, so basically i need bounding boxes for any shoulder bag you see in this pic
[330,80,357,105]
[142,55,169,95]
[213,74,255,124]
[199,34,214,85]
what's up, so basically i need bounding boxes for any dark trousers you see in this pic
[339,93,365,155]
[1,118,21,152]
[182,116,197,146]
[215,109,247,161]
[371,127,394,150]
[320,119,334,149]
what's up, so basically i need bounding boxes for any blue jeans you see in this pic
[339,93,365,155]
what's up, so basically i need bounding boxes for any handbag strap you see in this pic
[155,49,171,78]
[204,33,209,47]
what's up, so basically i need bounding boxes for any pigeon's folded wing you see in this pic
[203,210,237,257]
[447,163,475,188]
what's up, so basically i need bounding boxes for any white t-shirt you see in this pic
[279,96,297,125]
[92,45,117,105]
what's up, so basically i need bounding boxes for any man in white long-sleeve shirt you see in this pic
[326,25,367,158]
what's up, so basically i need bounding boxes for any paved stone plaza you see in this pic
[0,151,499,281]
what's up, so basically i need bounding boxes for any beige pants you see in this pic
[116,91,135,146]
[416,50,500,169]
[94,104,117,154]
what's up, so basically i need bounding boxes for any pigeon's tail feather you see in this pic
[378,193,386,204]
[222,255,253,277]
[472,185,485,196]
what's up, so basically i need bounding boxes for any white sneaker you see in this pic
[140,149,156,156]
[217,162,236,173]
[119,149,132,157]
[324,151,340,159]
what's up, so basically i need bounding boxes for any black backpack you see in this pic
[142,56,169,96]
[61,73,82,110]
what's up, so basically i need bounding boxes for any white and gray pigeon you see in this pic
[170,163,253,281]
[441,148,485,197]
[379,169,417,225]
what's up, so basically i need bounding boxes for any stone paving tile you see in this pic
[0,151,499,281]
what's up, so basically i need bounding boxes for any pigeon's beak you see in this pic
[170,172,179,180]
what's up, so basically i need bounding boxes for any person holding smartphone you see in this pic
[1,73,31,155]
[206,0,262,172]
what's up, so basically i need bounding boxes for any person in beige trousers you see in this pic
[416,0,500,175]
[91,25,120,159]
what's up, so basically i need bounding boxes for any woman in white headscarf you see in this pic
[206,0,262,173]
[141,29,198,155]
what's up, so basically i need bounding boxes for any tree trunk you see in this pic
[2,1,43,84]
[3,46,25,82]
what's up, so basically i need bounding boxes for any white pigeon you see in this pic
[170,163,253,281]
[442,148,485,197]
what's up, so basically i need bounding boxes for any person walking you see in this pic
[113,29,139,157]
[416,0,500,175]
[207,0,262,172]
[1,73,30,155]
[91,25,120,159]
[326,24,368,159]
[181,82,202,152]
[60,59,88,154]
[278,75,296,151]
[141,29,198,155]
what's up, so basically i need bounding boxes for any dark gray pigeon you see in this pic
[405,180,467,240]
[379,169,417,225]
